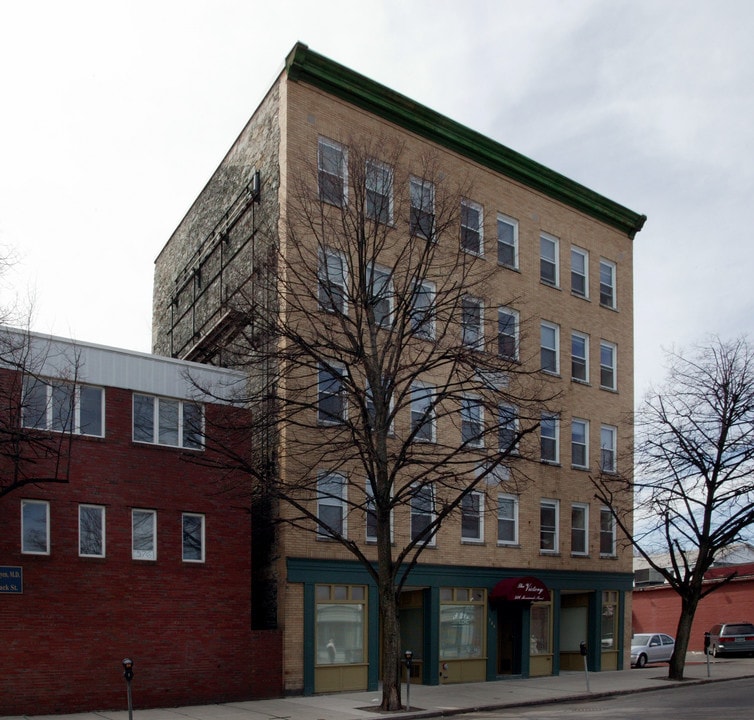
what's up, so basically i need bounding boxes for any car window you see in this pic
[650,635,661,646]
[661,635,674,645]
[723,624,754,635]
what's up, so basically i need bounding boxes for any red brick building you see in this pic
[0,330,282,715]
[632,563,754,652]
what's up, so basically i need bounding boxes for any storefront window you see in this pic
[601,591,618,649]
[440,587,486,659]
[530,603,551,655]
[315,584,366,665]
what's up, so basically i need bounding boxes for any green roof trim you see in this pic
[286,43,646,239]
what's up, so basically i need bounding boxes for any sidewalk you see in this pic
[11,655,754,720]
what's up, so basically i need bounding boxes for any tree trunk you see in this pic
[379,584,402,710]
[669,596,699,680]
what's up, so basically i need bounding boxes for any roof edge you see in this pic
[285,43,646,239]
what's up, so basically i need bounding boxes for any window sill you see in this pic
[461,539,485,545]
[571,552,591,559]
[571,292,590,302]
[498,263,520,273]
[599,385,618,394]
[571,464,591,472]
[539,550,561,557]
[497,542,520,549]
[600,553,618,560]
[540,460,561,467]
[571,378,590,387]
[540,280,561,290]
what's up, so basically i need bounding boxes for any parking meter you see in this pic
[403,650,413,710]
[404,649,413,669]
[122,658,134,720]
[579,641,587,656]
[704,632,710,653]
[579,642,590,692]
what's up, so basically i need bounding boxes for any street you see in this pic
[456,676,754,719]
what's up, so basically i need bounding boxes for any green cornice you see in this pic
[286,43,646,239]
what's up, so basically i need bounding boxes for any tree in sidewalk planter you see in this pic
[190,137,558,711]
[592,336,754,681]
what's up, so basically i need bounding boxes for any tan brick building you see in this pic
[152,43,645,695]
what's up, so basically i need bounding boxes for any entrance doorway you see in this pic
[496,601,523,675]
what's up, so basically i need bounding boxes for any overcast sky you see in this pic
[1,0,752,403]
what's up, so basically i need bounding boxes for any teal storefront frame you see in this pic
[288,558,632,695]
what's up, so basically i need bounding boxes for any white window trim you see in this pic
[498,403,519,455]
[368,262,394,327]
[410,381,436,443]
[599,258,617,309]
[461,395,484,448]
[571,502,589,556]
[571,246,589,298]
[540,498,560,554]
[600,340,617,391]
[571,331,590,383]
[182,512,206,563]
[497,213,519,269]
[132,508,157,561]
[317,471,347,540]
[541,321,560,375]
[411,279,436,340]
[132,394,204,450]
[540,232,560,287]
[318,363,347,425]
[461,491,485,543]
[79,504,106,558]
[318,247,348,314]
[22,380,105,437]
[410,176,435,239]
[571,418,590,469]
[21,499,50,555]
[600,424,618,474]
[318,136,348,206]
[497,493,519,545]
[462,296,485,350]
[541,413,560,464]
[411,483,436,547]
[366,158,393,224]
[600,506,617,557]
[498,306,519,361]
[461,199,484,256]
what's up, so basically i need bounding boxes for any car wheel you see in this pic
[636,653,647,669]
[712,645,720,658]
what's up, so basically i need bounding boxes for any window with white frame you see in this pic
[132,509,156,560]
[410,381,435,442]
[318,137,347,206]
[461,491,484,542]
[23,379,104,436]
[410,484,435,544]
[599,259,616,308]
[498,307,518,361]
[498,404,518,454]
[497,214,518,268]
[540,233,559,286]
[318,364,347,424]
[600,507,616,556]
[541,413,559,463]
[571,331,589,383]
[497,494,519,545]
[410,279,435,339]
[571,247,588,298]
[540,321,559,374]
[368,263,393,327]
[571,503,589,556]
[21,499,49,554]
[461,199,483,255]
[540,499,559,552]
[600,340,617,390]
[462,296,484,350]
[600,425,617,473]
[79,504,105,557]
[182,512,205,562]
[318,248,348,314]
[133,394,203,449]
[571,418,589,469]
[366,159,392,224]
[318,471,347,539]
[410,176,434,239]
[461,396,484,447]
[365,481,378,542]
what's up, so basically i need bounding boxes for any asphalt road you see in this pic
[455,676,754,719]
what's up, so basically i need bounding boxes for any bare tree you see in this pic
[192,137,556,710]
[592,336,754,680]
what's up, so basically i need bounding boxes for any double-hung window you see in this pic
[133,394,203,449]
[461,395,484,447]
[410,176,434,239]
[318,364,347,424]
[132,509,156,560]
[368,263,393,327]
[461,199,483,255]
[571,247,588,298]
[462,296,484,350]
[600,341,617,390]
[540,499,559,552]
[540,321,559,374]
[79,504,105,557]
[540,233,559,286]
[497,214,518,268]
[497,494,518,545]
[599,259,616,308]
[600,425,617,474]
[21,499,49,555]
[318,471,346,539]
[498,404,518,454]
[410,484,435,544]
[571,331,589,383]
[600,507,616,556]
[498,307,518,361]
[540,413,559,463]
[23,379,104,436]
[366,159,392,224]
[571,503,589,555]
[461,492,484,542]
[318,137,347,206]
[365,482,378,542]
[571,418,589,469]
[182,512,205,562]
[319,248,347,314]
[410,381,435,442]
[410,280,435,339]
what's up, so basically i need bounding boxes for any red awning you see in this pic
[490,576,550,602]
